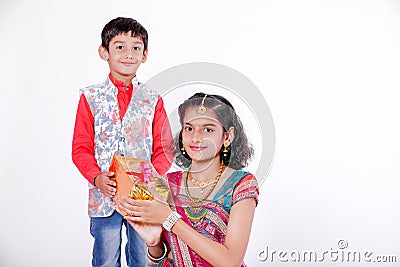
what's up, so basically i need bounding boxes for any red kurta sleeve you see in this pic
[72,94,102,185]
[151,96,174,175]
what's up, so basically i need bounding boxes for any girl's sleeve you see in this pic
[232,173,259,206]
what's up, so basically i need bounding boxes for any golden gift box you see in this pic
[109,155,171,215]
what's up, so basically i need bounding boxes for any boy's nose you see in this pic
[125,53,133,59]
[124,49,134,59]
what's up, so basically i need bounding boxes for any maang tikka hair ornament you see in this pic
[197,94,208,114]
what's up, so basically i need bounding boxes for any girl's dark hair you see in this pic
[101,17,148,51]
[174,92,254,169]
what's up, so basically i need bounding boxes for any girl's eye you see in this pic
[184,126,193,132]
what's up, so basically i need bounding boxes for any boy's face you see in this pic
[99,31,148,84]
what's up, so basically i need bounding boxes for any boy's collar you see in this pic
[108,73,139,91]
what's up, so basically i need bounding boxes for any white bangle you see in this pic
[162,211,182,232]
[147,241,167,263]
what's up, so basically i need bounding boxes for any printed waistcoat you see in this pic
[80,77,159,217]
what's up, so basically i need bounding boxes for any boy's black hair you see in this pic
[101,17,148,51]
[174,92,254,169]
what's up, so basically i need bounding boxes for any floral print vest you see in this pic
[80,77,159,217]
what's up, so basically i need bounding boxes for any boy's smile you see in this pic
[99,31,148,85]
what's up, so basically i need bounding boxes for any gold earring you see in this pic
[223,142,229,152]
[181,141,186,150]
[181,145,188,157]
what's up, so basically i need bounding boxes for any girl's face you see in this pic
[181,107,232,163]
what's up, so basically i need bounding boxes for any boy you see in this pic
[72,17,173,267]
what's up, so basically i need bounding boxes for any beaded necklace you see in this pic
[184,163,226,220]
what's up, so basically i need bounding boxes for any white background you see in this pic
[1,0,399,266]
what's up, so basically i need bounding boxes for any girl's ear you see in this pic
[224,126,235,145]
[98,45,109,61]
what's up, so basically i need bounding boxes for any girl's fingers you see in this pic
[119,203,137,215]
[118,199,129,208]
[125,216,145,223]
[119,198,138,210]
[123,196,136,205]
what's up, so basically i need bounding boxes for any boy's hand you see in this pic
[94,172,116,197]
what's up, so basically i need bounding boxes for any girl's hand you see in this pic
[125,220,163,247]
[119,197,172,225]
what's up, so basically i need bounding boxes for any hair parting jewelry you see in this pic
[197,94,208,114]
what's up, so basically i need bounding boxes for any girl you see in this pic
[119,93,259,266]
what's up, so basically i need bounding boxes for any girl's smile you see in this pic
[189,145,206,151]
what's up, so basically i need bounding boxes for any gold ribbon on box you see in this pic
[129,184,154,200]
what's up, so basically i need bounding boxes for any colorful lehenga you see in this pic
[157,170,259,267]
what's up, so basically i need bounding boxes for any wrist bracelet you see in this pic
[147,241,167,263]
[162,211,182,232]
[146,241,161,247]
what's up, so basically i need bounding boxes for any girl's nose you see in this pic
[192,131,203,144]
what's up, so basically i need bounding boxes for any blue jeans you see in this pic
[90,210,149,267]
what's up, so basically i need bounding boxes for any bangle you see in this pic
[162,211,181,232]
[146,241,161,247]
[147,241,167,263]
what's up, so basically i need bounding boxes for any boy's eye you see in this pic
[204,128,214,133]
[116,45,124,50]
[184,126,193,132]
[133,47,141,51]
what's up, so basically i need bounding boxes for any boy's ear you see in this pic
[141,48,148,63]
[98,45,109,61]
